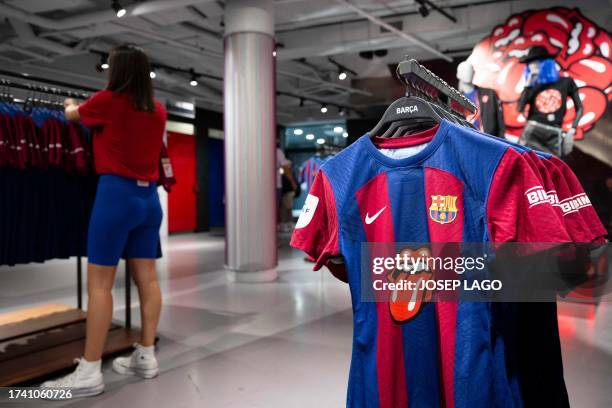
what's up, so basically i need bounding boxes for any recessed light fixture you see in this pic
[305,133,315,140]
[338,71,347,80]
[101,62,109,70]
[293,129,303,135]
[150,71,156,79]
[320,104,328,113]
[333,126,343,133]
[342,131,348,138]
[316,138,325,144]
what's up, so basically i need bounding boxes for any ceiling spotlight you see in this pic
[334,126,343,133]
[374,49,388,58]
[293,128,303,135]
[320,104,328,113]
[359,51,374,60]
[416,1,429,17]
[112,0,126,18]
[189,69,198,86]
[272,50,277,57]
[95,54,109,72]
[342,131,348,138]
[316,138,326,145]
[338,71,347,80]
[150,71,156,79]
[305,133,315,140]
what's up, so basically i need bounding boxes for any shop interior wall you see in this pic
[195,107,224,232]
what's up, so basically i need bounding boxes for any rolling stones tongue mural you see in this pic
[467,7,612,139]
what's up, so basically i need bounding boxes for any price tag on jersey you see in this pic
[162,158,174,178]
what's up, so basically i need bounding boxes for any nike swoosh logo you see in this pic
[365,206,386,224]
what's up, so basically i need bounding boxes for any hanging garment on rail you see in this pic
[0,102,92,173]
[291,120,606,408]
[0,167,97,266]
[299,155,332,194]
[0,98,167,266]
[0,102,95,265]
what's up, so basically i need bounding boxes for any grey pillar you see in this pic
[224,0,277,282]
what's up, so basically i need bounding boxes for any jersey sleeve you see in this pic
[78,90,111,128]
[290,170,341,270]
[487,148,571,243]
[552,157,607,240]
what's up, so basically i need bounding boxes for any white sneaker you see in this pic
[112,343,159,379]
[40,358,104,399]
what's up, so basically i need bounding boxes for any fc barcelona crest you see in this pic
[429,195,458,224]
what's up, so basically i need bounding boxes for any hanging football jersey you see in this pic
[291,120,573,408]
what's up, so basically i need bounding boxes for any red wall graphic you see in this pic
[467,7,611,139]
[167,131,197,233]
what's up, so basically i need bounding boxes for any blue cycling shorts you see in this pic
[88,174,162,266]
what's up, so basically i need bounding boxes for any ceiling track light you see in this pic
[418,4,429,18]
[416,0,457,23]
[328,57,356,81]
[112,0,126,18]
[189,68,198,87]
[96,54,109,72]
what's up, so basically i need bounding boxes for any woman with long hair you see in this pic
[41,44,166,397]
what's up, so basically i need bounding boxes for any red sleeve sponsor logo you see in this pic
[525,186,592,214]
[525,185,549,207]
[558,193,592,214]
[468,7,612,139]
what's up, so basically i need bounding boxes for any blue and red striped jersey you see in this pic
[291,120,573,408]
[300,156,328,192]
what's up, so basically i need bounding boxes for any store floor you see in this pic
[1,233,611,407]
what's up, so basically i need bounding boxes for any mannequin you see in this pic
[456,60,505,137]
[517,46,583,156]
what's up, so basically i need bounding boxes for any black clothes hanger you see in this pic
[372,59,478,139]
[371,94,443,137]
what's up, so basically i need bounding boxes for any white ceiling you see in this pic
[0,0,610,124]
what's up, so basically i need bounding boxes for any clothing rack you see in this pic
[0,78,90,102]
[397,58,477,115]
[0,68,97,96]
[0,77,138,386]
